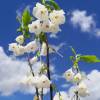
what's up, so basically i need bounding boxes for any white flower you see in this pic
[9,43,25,56]
[49,10,65,25]
[28,20,41,35]
[33,3,49,21]
[38,75,51,88]
[78,82,89,97]
[41,21,51,33]
[64,68,75,81]
[30,56,38,65]
[14,45,25,56]
[40,42,47,56]
[73,73,82,83]
[15,35,24,44]
[32,75,51,88]
[9,43,18,51]
[53,91,68,100]
[50,23,61,34]
[25,40,38,53]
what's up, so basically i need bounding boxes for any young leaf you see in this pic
[80,55,100,63]
[22,9,32,26]
[45,0,60,10]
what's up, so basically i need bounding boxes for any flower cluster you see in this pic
[28,3,65,36]
[64,68,89,98]
[9,35,38,56]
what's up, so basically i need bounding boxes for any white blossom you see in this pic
[40,42,47,56]
[53,91,68,100]
[9,43,18,51]
[50,23,61,34]
[15,35,24,44]
[49,10,65,25]
[25,40,38,53]
[41,21,51,33]
[30,56,38,65]
[73,73,82,83]
[9,43,25,56]
[33,3,49,21]
[32,75,51,88]
[64,68,75,82]
[28,20,42,35]
[77,82,89,97]
[38,75,51,88]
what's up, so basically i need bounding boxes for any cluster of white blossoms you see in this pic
[9,35,39,56]
[21,74,51,89]
[64,68,89,97]
[28,3,65,36]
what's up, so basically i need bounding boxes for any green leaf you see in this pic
[45,0,60,10]
[80,55,100,63]
[36,51,40,57]
[23,31,30,38]
[22,9,32,26]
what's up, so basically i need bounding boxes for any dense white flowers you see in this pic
[33,3,49,21]
[21,74,51,89]
[28,2,65,36]
[64,68,75,81]
[9,43,25,56]
[15,35,24,44]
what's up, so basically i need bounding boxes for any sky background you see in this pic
[0,0,100,100]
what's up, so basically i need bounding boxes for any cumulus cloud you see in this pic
[70,10,100,38]
[0,46,54,96]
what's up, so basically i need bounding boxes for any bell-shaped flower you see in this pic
[30,56,38,65]
[73,73,82,83]
[41,21,51,33]
[25,40,38,53]
[53,91,68,100]
[28,20,42,35]
[40,42,47,56]
[9,43,18,51]
[78,82,89,97]
[50,23,61,34]
[15,35,24,44]
[64,68,75,82]
[32,75,51,88]
[9,43,25,56]
[38,75,51,88]
[33,3,49,21]
[49,10,65,25]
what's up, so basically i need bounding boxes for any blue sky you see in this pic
[0,0,100,100]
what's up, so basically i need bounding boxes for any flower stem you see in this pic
[27,58,39,100]
[45,35,53,100]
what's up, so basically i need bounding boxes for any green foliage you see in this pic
[39,32,47,43]
[22,9,32,26]
[80,55,100,63]
[45,0,60,10]
[70,46,76,56]
[17,9,32,39]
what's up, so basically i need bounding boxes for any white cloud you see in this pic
[66,70,100,100]
[70,10,100,38]
[70,10,96,32]
[0,46,55,96]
